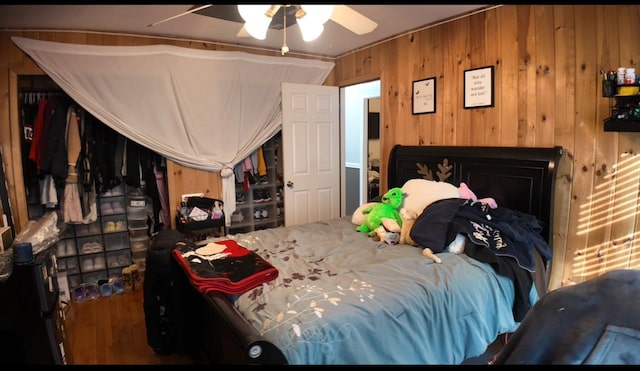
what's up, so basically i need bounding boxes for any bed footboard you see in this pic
[170,256,287,365]
[200,292,288,364]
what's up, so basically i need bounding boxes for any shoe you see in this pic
[111,277,125,294]
[66,241,76,256]
[236,192,246,204]
[104,221,116,232]
[260,208,269,219]
[81,257,94,272]
[115,220,127,231]
[118,253,130,266]
[129,264,140,290]
[231,211,244,223]
[82,242,94,254]
[56,242,66,257]
[122,266,134,292]
[112,201,125,214]
[91,242,103,253]
[94,256,106,270]
[72,284,101,302]
[253,190,264,203]
[262,190,272,202]
[107,255,118,268]
[100,202,114,215]
[99,281,113,297]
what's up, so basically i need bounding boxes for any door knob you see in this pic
[286,181,294,188]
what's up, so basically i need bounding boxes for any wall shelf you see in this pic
[604,119,640,132]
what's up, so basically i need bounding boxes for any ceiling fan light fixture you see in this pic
[244,18,272,40]
[237,4,272,22]
[238,4,273,40]
[299,5,334,25]
[297,16,324,42]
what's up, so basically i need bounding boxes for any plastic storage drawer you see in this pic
[104,232,130,251]
[99,196,126,216]
[102,215,127,234]
[106,249,132,269]
[77,235,104,255]
[130,237,149,253]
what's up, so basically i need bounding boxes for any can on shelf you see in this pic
[625,68,636,85]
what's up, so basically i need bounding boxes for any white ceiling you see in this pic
[0,4,493,58]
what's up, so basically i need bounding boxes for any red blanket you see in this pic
[172,239,278,295]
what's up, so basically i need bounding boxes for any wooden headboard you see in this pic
[388,145,563,250]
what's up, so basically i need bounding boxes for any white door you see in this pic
[282,82,340,226]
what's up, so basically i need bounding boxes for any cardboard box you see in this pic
[57,271,70,303]
[0,226,12,252]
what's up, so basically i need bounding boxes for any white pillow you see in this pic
[351,202,379,225]
[401,179,460,215]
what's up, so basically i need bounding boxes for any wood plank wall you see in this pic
[1,5,639,291]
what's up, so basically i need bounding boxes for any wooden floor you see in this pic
[62,284,193,365]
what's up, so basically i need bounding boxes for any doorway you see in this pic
[341,80,380,216]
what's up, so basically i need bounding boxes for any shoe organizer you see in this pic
[58,256,80,274]
[102,215,128,234]
[77,235,105,255]
[55,239,77,257]
[100,184,124,197]
[75,218,102,236]
[59,226,75,239]
[67,274,83,289]
[104,232,130,251]
[99,196,126,215]
[82,271,108,286]
[80,253,106,273]
[106,250,132,269]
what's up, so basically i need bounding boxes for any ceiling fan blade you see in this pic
[236,25,251,38]
[330,5,378,35]
[147,5,213,27]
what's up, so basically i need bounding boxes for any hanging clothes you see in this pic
[63,105,84,224]
[28,97,48,169]
[257,146,267,177]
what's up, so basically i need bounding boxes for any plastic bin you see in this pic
[104,232,129,251]
[130,237,149,253]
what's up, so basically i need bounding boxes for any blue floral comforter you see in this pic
[228,216,527,365]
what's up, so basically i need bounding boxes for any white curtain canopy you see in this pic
[12,36,334,225]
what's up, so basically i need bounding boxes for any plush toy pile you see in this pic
[352,178,497,263]
[355,187,404,236]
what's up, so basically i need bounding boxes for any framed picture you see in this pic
[463,65,494,109]
[412,77,436,114]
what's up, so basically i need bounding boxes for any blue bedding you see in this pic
[229,216,531,364]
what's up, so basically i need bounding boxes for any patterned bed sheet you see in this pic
[226,216,523,364]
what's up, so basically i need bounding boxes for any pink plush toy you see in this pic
[458,182,498,208]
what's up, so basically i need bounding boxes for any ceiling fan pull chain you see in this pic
[281,6,289,55]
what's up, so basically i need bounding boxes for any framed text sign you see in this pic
[412,77,436,115]
[463,66,494,109]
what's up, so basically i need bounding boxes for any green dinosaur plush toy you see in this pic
[356,187,405,236]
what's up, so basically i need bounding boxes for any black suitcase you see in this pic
[143,229,189,355]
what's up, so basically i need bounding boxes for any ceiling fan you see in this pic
[148,5,378,54]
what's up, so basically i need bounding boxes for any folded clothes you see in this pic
[172,239,278,295]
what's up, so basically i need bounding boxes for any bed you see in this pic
[167,144,564,365]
